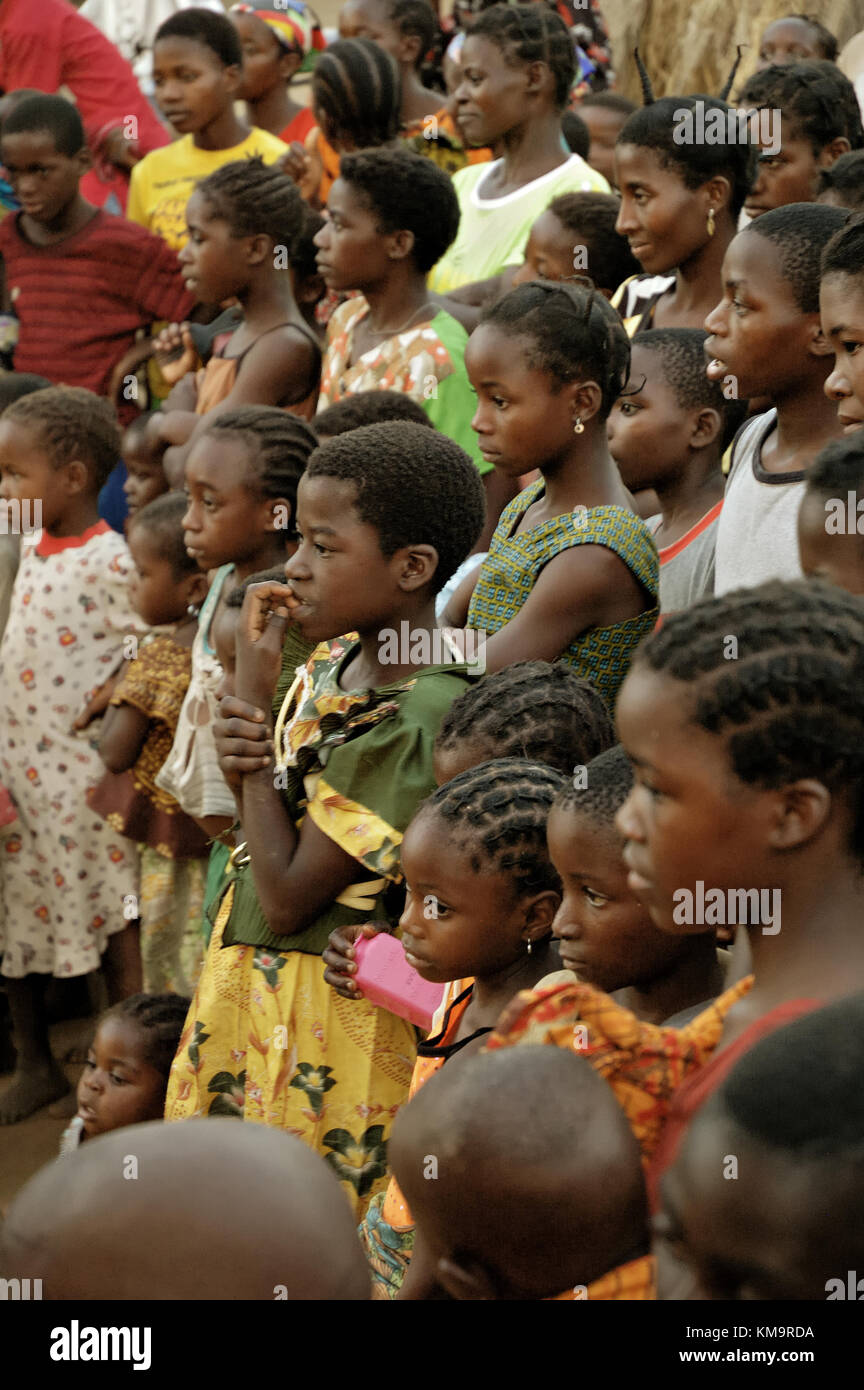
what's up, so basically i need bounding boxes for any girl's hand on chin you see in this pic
[235,581,300,708]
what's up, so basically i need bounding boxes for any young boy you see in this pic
[739,61,863,220]
[821,213,864,435]
[658,992,864,1301]
[127,7,288,251]
[391,1047,653,1301]
[576,91,636,188]
[707,202,849,595]
[755,14,838,70]
[0,95,193,421]
[608,328,746,613]
[798,435,864,595]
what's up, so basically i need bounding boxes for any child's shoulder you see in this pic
[247,126,289,159]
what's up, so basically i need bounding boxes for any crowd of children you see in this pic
[1,0,864,1305]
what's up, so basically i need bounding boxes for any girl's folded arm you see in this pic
[98,703,151,774]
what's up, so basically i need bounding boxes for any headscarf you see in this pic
[230,1,326,71]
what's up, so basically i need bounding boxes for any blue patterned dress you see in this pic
[466,481,659,707]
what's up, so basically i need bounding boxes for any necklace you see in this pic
[363,301,435,339]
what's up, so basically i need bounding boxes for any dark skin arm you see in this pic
[98,702,150,774]
[215,583,363,937]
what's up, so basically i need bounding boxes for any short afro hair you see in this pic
[305,421,484,594]
[128,493,199,579]
[738,61,864,155]
[546,191,641,295]
[470,4,575,111]
[818,151,864,214]
[155,6,243,67]
[631,328,748,451]
[805,435,864,500]
[0,373,52,414]
[2,93,84,157]
[314,390,433,437]
[821,212,864,283]
[617,96,756,219]
[338,147,460,274]
[555,743,633,825]
[3,387,120,492]
[744,201,849,314]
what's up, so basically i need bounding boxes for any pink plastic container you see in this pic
[353,932,445,1032]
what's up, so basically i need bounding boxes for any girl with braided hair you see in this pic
[150,157,322,487]
[61,994,191,1153]
[739,60,864,220]
[444,280,658,706]
[427,3,607,294]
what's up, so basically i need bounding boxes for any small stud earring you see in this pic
[187,602,200,619]
[573,417,584,434]
[707,207,716,237]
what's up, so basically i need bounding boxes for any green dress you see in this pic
[467,480,659,708]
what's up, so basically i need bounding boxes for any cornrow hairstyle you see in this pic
[633,47,653,105]
[102,993,192,1082]
[546,191,641,295]
[818,151,864,214]
[804,435,864,501]
[631,328,748,451]
[554,742,632,822]
[129,492,199,578]
[760,14,839,65]
[2,93,85,156]
[0,372,51,413]
[314,389,432,436]
[718,45,745,103]
[435,660,613,774]
[738,61,864,156]
[306,420,484,592]
[338,147,460,274]
[195,157,305,257]
[3,386,120,491]
[744,202,849,314]
[199,406,317,539]
[384,0,437,70]
[631,579,864,864]
[224,564,288,608]
[616,95,756,219]
[417,757,565,897]
[480,279,630,419]
[155,6,244,67]
[470,4,576,112]
[821,213,864,282]
[718,991,864,1157]
[312,38,401,150]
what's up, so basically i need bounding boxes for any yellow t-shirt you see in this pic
[126,130,288,252]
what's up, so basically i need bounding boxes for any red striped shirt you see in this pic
[0,210,193,407]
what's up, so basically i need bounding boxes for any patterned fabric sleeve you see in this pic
[110,634,191,731]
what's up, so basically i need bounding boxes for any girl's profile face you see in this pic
[313,179,391,292]
[511,210,579,287]
[76,1016,166,1140]
[613,664,771,934]
[464,322,581,475]
[454,34,535,146]
[339,0,403,62]
[232,12,297,101]
[821,272,864,434]
[127,525,187,628]
[398,811,539,983]
[183,435,281,573]
[284,473,401,643]
[179,192,241,302]
[614,144,713,276]
[153,36,240,135]
[0,419,65,530]
[744,128,824,219]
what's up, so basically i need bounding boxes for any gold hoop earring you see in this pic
[707,207,716,237]
[573,417,584,434]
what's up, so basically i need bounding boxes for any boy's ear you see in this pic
[689,406,722,450]
[819,137,852,168]
[435,1254,499,1302]
[807,316,835,358]
[396,542,439,592]
[64,459,89,497]
[767,778,832,851]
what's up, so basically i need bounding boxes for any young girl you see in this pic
[738,60,864,221]
[151,158,322,488]
[121,414,170,521]
[315,147,502,536]
[444,281,658,707]
[156,407,318,930]
[427,4,607,295]
[127,7,288,252]
[612,87,755,335]
[755,13,838,69]
[330,756,567,1297]
[230,1,321,147]
[164,421,486,1219]
[88,495,211,997]
[0,387,143,1124]
[61,993,190,1152]
[820,215,864,436]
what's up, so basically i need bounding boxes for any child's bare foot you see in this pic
[0,1063,70,1124]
